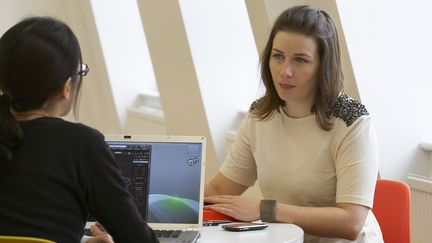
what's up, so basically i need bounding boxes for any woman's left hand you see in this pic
[204,195,261,222]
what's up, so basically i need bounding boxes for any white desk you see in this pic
[197,223,304,243]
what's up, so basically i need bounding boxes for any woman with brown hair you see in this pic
[205,5,383,242]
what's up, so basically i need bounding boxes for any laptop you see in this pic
[104,134,206,243]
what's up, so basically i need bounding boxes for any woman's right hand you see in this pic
[87,222,113,243]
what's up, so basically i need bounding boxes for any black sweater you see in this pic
[0,117,158,243]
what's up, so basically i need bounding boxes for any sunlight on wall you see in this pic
[337,0,432,180]
[178,0,260,163]
[90,0,157,127]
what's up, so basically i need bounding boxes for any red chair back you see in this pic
[372,179,411,243]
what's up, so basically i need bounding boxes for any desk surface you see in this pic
[197,223,304,243]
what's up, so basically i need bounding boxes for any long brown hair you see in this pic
[253,5,343,131]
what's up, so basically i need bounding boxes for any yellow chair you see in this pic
[0,236,55,243]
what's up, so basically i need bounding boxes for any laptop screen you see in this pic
[108,142,151,220]
[106,135,205,226]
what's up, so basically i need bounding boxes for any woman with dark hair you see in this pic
[0,17,157,243]
[205,5,383,242]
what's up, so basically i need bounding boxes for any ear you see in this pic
[60,79,73,99]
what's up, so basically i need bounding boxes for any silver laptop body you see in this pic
[105,135,206,243]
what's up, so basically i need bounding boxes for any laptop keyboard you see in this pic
[154,230,182,238]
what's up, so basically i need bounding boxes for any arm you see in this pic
[204,173,260,222]
[275,203,369,240]
[274,116,378,240]
[205,172,248,196]
[207,113,258,196]
[205,194,368,240]
[206,116,379,240]
[78,128,157,242]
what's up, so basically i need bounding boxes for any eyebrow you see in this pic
[271,48,313,58]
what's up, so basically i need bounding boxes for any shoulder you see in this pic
[22,117,102,138]
[50,118,105,145]
[74,122,103,137]
[74,123,105,145]
[327,93,369,127]
[53,118,103,139]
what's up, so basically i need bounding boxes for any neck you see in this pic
[282,102,314,118]
[12,109,54,121]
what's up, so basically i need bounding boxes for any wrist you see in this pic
[260,199,277,222]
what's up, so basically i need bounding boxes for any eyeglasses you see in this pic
[78,63,90,77]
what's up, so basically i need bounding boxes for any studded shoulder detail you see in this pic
[249,100,259,112]
[327,93,369,127]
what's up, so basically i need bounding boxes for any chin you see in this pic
[277,94,293,103]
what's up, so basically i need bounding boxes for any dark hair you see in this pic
[0,16,83,176]
[253,5,343,131]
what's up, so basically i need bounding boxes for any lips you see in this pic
[279,83,295,90]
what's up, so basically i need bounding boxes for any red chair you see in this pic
[372,178,411,243]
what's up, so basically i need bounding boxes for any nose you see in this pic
[280,62,293,78]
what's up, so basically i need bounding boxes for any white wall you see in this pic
[337,0,432,180]
[0,0,123,134]
[0,0,119,132]
[178,0,260,165]
[0,0,66,35]
[135,0,220,181]
[90,0,157,127]
[63,0,122,133]
[4,0,430,184]
[125,111,166,134]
